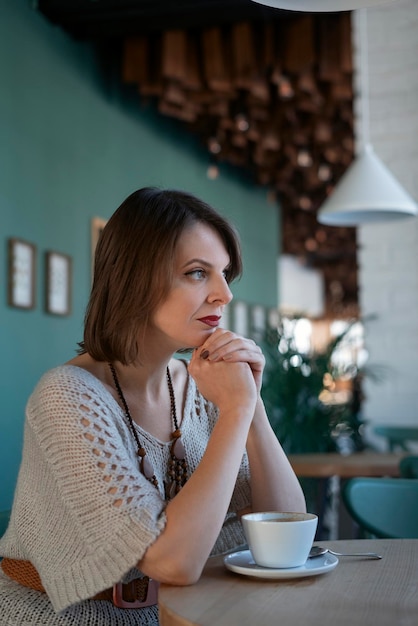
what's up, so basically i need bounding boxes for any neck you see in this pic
[110,359,172,399]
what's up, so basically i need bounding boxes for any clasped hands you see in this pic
[188,329,265,412]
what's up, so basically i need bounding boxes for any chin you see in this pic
[172,329,214,352]
[177,338,204,351]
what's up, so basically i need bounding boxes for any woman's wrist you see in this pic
[218,403,256,427]
[248,397,269,430]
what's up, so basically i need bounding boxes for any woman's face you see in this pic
[150,222,233,351]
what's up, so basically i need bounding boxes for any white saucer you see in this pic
[224,550,338,580]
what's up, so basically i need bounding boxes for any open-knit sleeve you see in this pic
[9,366,167,612]
[1,364,253,613]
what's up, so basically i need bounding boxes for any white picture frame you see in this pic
[45,251,72,316]
[7,238,36,310]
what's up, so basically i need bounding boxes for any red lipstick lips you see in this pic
[198,316,221,327]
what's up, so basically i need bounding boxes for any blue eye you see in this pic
[186,269,206,280]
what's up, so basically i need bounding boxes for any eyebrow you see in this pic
[181,258,230,270]
[181,258,213,270]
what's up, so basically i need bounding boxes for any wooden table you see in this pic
[287,453,405,539]
[288,452,405,478]
[289,451,405,539]
[159,539,418,626]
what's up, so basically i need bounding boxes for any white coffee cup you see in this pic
[241,511,318,568]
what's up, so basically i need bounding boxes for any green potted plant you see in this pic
[261,318,366,455]
[259,316,386,524]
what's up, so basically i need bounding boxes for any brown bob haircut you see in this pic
[80,187,242,364]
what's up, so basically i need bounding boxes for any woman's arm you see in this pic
[245,397,306,513]
[137,356,257,585]
[138,330,306,585]
[191,329,306,514]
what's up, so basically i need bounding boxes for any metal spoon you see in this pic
[309,545,382,560]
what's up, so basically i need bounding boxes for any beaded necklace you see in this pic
[108,363,188,500]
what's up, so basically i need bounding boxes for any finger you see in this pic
[202,333,257,361]
[222,347,264,364]
[201,329,237,351]
[199,335,238,361]
[209,340,261,363]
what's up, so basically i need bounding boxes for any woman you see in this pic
[0,187,305,624]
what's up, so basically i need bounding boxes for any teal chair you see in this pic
[342,477,418,539]
[0,510,11,538]
[399,455,418,478]
[373,425,418,452]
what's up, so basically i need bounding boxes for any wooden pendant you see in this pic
[164,432,188,500]
[171,435,186,460]
[137,447,155,480]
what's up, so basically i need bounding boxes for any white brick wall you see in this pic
[352,1,418,448]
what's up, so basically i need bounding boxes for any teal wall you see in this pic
[0,1,279,510]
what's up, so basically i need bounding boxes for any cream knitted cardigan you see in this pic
[0,365,250,620]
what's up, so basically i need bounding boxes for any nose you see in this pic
[208,275,233,305]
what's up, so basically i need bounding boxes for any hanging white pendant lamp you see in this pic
[316,7,417,226]
[250,0,398,12]
[317,144,417,225]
